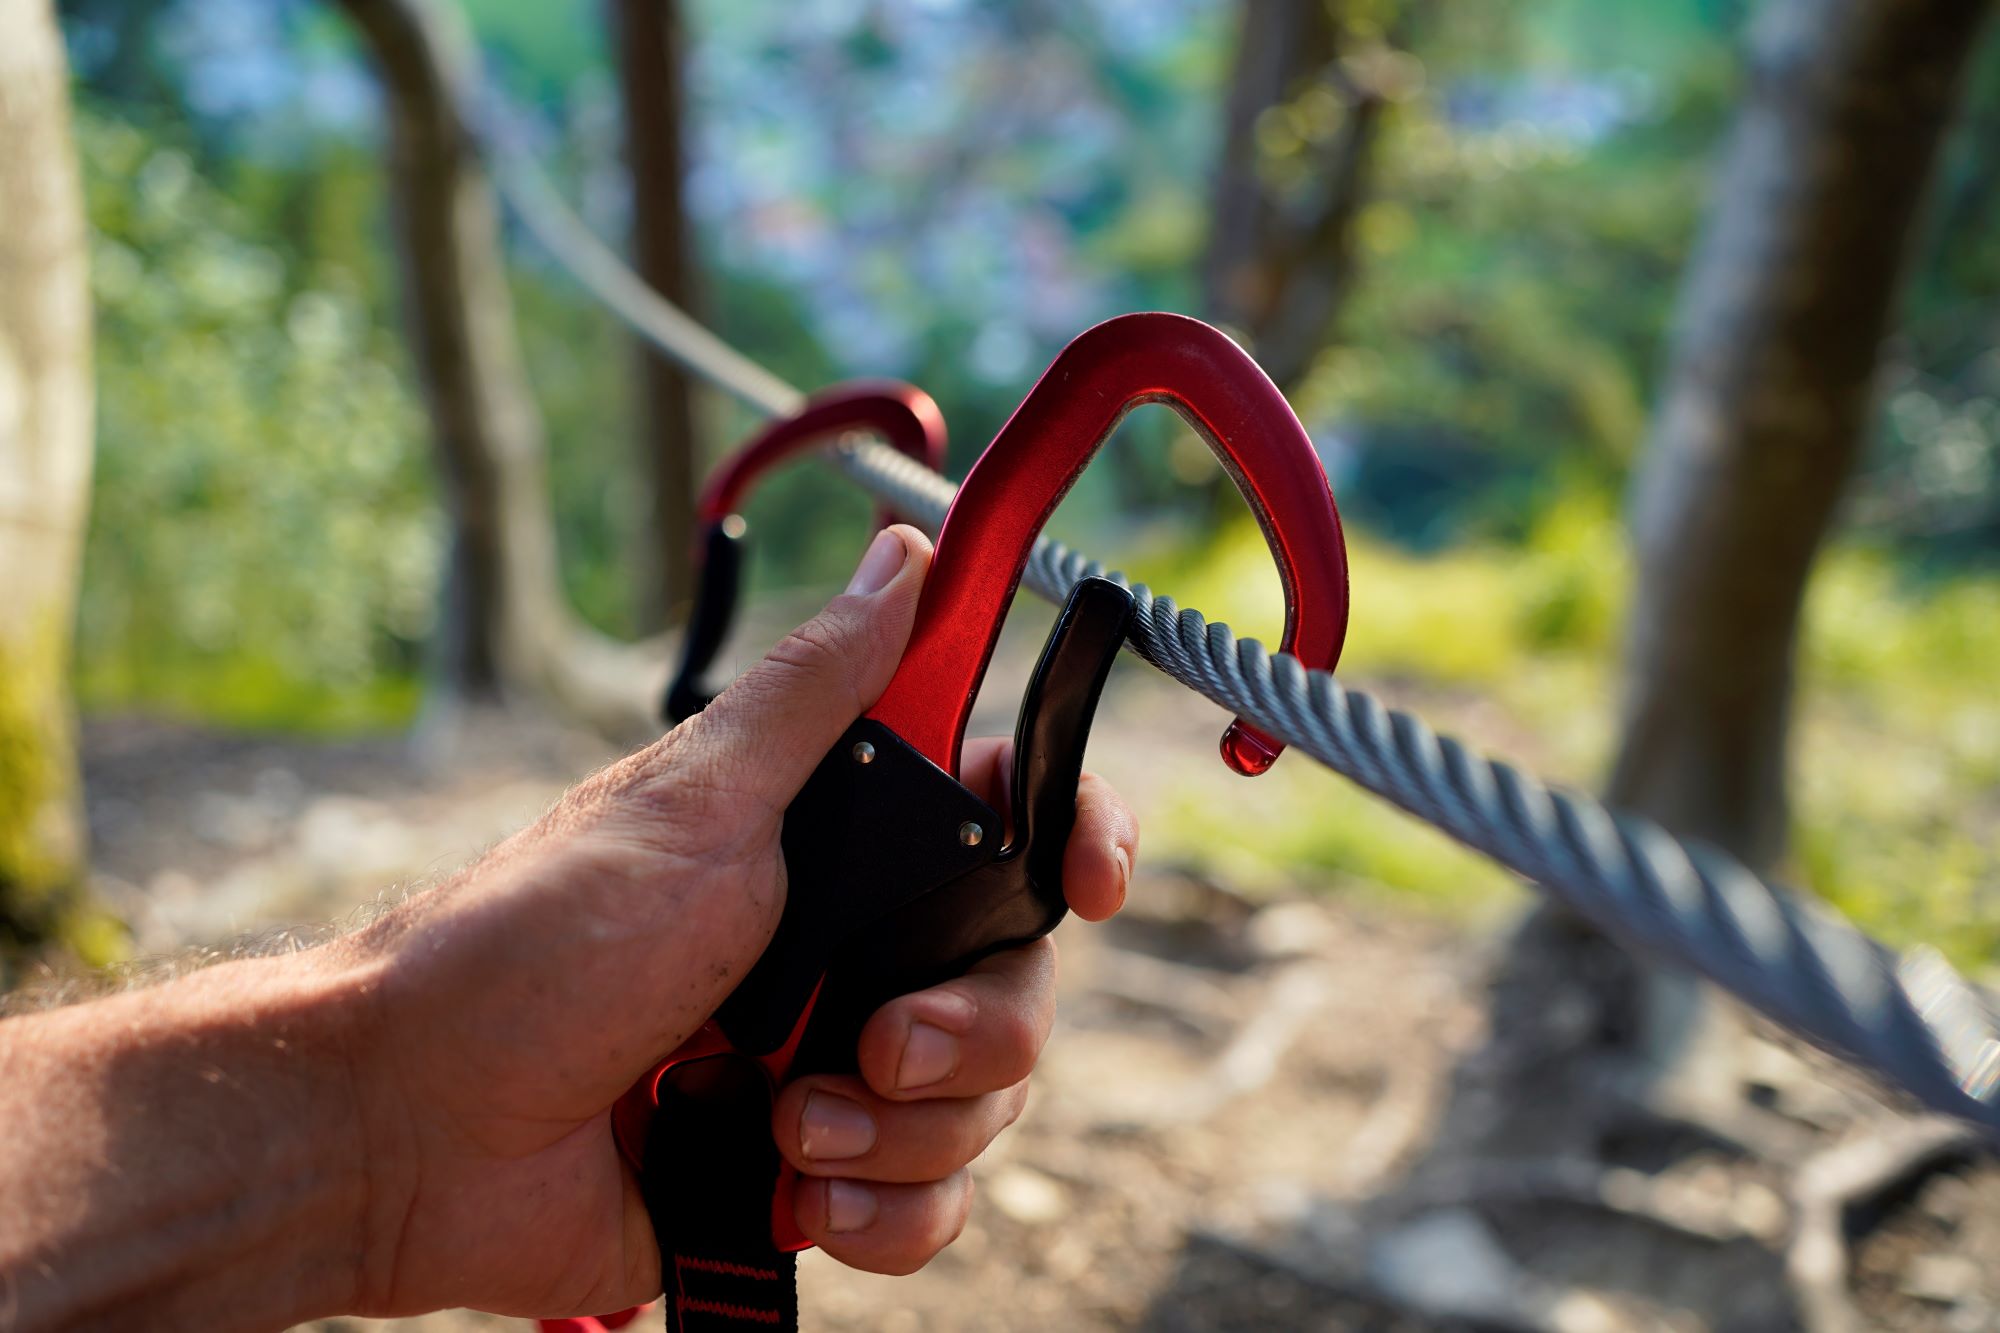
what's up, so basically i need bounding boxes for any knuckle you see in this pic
[884,1177,972,1275]
[901,1122,972,1180]
[926,1092,1016,1175]
[991,1008,1045,1080]
[945,1171,974,1244]
[878,1101,988,1180]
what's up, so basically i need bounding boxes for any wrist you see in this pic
[0,947,381,1330]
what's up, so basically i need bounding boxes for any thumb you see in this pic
[680,524,934,807]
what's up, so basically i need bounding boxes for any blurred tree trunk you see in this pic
[0,0,113,978]
[1610,0,1993,864]
[335,0,660,739]
[608,0,702,632]
[1471,0,1994,1158]
[1202,0,1389,392]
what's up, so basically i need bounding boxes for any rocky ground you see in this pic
[59,615,2000,1333]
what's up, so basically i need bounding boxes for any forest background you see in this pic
[46,0,2000,965]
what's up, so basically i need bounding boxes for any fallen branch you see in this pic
[1396,1157,1779,1246]
[1097,960,1331,1128]
[1084,947,1241,1039]
[1787,1115,1983,1333]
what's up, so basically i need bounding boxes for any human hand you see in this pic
[333,525,1138,1318]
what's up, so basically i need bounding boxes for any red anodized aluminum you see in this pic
[694,379,946,533]
[868,310,1350,778]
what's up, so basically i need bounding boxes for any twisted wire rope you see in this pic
[483,130,2000,1132]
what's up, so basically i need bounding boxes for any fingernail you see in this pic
[844,529,906,597]
[800,1091,877,1161]
[1113,846,1132,908]
[896,1022,959,1090]
[825,1179,878,1233]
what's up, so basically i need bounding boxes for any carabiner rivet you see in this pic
[958,821,984,847]
[720,514,748,539]
[852,741,877,765]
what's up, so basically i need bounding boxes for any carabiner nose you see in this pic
[867,311,1349,777]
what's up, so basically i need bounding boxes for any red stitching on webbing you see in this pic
[676,1255,782,1281]
[679,1297,781,1325]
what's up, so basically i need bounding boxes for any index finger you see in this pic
[958,737,1136,922]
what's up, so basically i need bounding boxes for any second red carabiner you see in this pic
[663,381,947,723]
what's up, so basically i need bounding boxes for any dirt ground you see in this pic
[62,621,2000,1333]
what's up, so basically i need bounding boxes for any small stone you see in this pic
[1368,1210,1627,1333]
[1249,1176,1312,1226]
[1733,1182,1788,1241]
[1046,1234,1094,1281]
[1923,1172,1977,1224]
[1366,1208,1522,1318]
[1903,1253,1980,1305]
[1949,1301,1995,1333]
[986,1165,1070,1225]
[1244,900,1341,959]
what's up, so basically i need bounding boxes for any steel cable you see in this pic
[483,133,2000,1133]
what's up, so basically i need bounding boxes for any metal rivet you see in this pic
[720,514,748,539]
[958,821,984,847]
[851,741,876,765]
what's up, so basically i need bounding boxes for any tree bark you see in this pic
[1609,0,1994,870]
[335,0,661,738]
[0,0,110,978]
[609,0,703,632]
[1203,0,1386,392]
[1433,0,1992,1168]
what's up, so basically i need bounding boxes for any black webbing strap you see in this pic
[633,719,1013,1333]
[642,1057,799,1333]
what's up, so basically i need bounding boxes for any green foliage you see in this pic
[1153,490,1627,688]
[1276,4,1739,546]
[60,0,1764,727]
[1789,554,2000,969]
[52,3,2000,979]
[1864,37,2000,552]
[1150,772,1524,918]
[74,109,439,729]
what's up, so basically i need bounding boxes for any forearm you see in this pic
[0,949,374,1332]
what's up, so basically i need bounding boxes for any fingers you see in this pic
[674,525,934,810]
[1063,771,1137,921]
[853,938,1056,1101]
[773,1076,1028,1183]
[958,739,1137,923]
[791,1172,975,1276]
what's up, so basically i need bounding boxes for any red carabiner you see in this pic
[869,311,1349,777]
[694,380,945,531]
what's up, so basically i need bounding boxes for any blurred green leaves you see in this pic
[54,2,2000,971]
[74,109,438,729]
